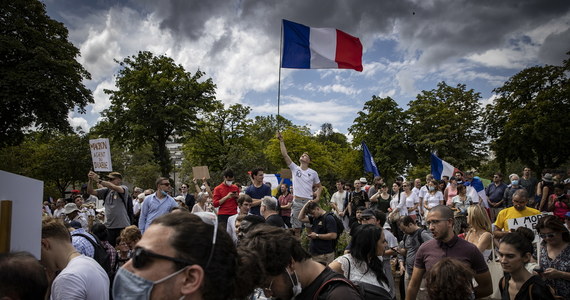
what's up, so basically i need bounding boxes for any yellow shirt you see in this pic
[494,206,541,231]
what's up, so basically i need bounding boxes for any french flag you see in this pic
[281,20,363,72]
[430,153,458,180]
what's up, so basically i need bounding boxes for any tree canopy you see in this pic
[0,0,93,146]
[99,51,217,176]
[484,55,570,172]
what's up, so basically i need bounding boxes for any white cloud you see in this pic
[91,79,115,114]
[253,95,358,130]
[68,112,90,132]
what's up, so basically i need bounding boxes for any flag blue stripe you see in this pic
[282,20,311,69]
[430,153,444,180]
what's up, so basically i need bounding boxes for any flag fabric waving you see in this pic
[430,153,458,180]
[362,141,380,177]
[281,19,363,72]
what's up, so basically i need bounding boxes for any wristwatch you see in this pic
[316,233,319,239]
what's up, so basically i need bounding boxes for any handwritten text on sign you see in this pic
[89,138,112,172]
[507,213,552,242]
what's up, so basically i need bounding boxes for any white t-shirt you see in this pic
[53,208,65,218]
[51,255,109,300]
[419,185,428,199]
[402,192,419,215]
[424,191,444,208]
[288,162,320,199]
[334,254,390,291]
[330,191,347,214]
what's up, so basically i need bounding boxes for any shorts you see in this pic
[291,199,311,229]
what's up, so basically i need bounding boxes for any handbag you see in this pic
[487,236,503,300]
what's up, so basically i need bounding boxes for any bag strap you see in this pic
[74,233,101,249]
[312,277,359,300]
[529,283,534,300]
[344,256,351,280]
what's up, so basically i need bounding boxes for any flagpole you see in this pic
[277,20,283,130]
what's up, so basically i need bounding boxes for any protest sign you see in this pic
[89,138,112,172]
[507,213,552,242]
[192,166,210,180]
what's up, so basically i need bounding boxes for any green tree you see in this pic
[0,132,92,198]
[484,56,570,172]
[317,123,349,147]
[349,96,412,180]
[101,51,217,176]
[407,82,486,169]
[181,103,254,184]
[0,0,93,146]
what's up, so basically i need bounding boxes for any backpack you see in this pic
[73,233,112,278]
[313,277,363,300]
[325,212,345,247]
[403,228,426,246]
[104,188,135,225]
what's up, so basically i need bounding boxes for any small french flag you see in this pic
[281,20,363,72]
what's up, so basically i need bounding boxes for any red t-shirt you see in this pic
[213,183,239,215]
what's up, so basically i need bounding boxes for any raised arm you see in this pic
[276,132,293,166]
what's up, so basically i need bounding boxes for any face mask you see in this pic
[287,269,302,298]
[428,186,435,191]
[112,266,187,299]
[511,180,519,186]
[161,190,168,196]
[225,180,233,186]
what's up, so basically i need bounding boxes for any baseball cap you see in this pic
[64,203,79,214]
[107,172,122,179]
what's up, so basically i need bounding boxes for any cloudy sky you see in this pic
[44,0,570,134]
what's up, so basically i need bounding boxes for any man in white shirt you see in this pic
[330,180,349,230]
[41,218,109,300]
[277,131,322,236]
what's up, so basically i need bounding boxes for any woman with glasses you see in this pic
[536,215,570,298]
[369,184,391,213]
[498,227,557,300]
[329,224,392,299]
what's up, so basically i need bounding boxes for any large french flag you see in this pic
[281,20,363,72]
[430,153,458,180]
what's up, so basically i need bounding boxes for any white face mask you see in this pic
[287,269,302,298]
[225,180,233,186]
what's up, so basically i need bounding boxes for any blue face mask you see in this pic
[428,186,435,191]
[112,266,187,300]
[511,180,519,186]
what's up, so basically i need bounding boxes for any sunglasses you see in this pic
[132,247,194,269]
[161,182,171,186]
[539,233,559,239]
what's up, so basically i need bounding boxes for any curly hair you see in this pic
[119,225,141,245]
[426,258,474,300]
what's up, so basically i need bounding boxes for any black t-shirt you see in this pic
[309,213,337,255]
[350,191,369,215]
[266,214,285,228]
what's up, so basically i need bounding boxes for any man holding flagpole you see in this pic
[277,131,322,237]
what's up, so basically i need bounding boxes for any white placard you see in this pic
[507,213,551,243]
[89,138,112,172]
[0,170,43,258]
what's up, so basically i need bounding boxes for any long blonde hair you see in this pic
[467,205,491,232]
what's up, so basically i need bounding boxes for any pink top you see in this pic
[553,197,569,221]
[445,186,458,206]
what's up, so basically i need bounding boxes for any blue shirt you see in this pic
[71,228,96,258]
[486,182,508,204]
[245,184,272,216]
[138,193,178,233]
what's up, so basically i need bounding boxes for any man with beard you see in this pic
[406,205,492,300]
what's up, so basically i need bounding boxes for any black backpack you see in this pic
[73,233,112,278]
[325,212,345,247]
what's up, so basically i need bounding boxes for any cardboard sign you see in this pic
[507,213,551,242]
[89,138,112,172]
[192,166,210,180]
[280,169,292,179]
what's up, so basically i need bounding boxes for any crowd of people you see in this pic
[2,132,570,300]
